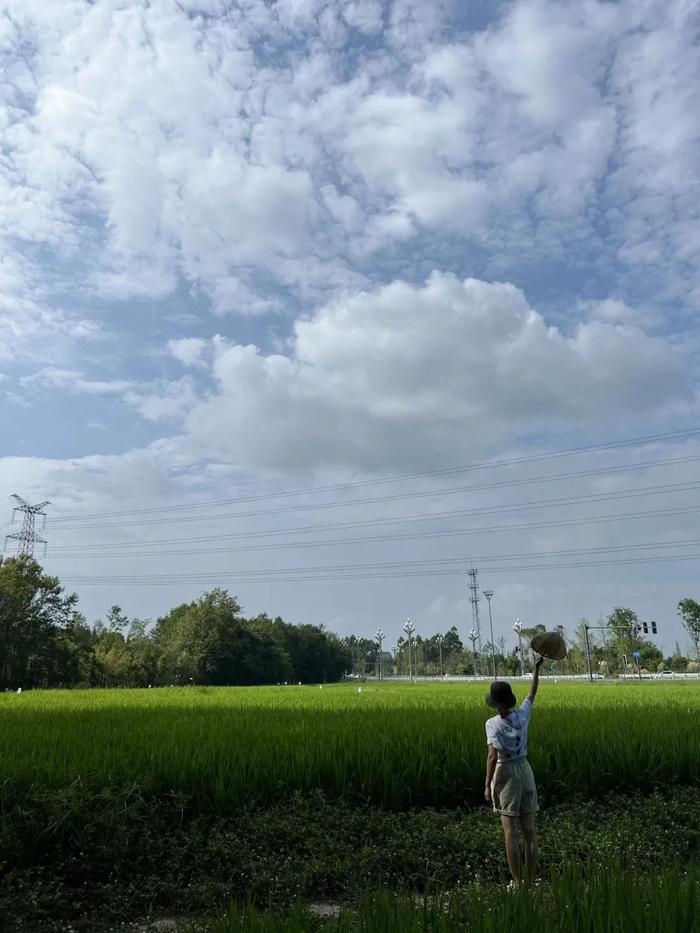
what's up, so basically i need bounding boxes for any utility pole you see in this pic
[584,624,594,682]
[468,567,482,654]
[376,628,384,681]
[4,495,50,557]
[513,618,525,676]
[403,618,414,683]
[469,629,479,677]
[483,589,496,678]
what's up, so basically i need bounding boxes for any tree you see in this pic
[106,605,129,633]
[0,556,80,689]
[154,592,293,686]
[606,607,641,671]
[677,599,700,661]
[442,626,463,657]
[52,613,98,685]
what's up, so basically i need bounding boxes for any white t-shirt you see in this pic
[485,697,532,761]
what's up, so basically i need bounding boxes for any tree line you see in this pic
[1,555,699,690]
[0,557,347,689]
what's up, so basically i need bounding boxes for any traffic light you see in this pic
[651,620,657,635]
[642,621,648,634]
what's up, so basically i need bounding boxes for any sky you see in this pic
[1,0,699,655]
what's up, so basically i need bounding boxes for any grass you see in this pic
[3,788,699,930]
[1,681,698,811]
[204,864,700,933]
[1,681,699,930]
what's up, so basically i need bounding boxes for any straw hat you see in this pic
[531,630,567,660]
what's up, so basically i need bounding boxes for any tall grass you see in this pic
[1,682,698,811]
[208,864,700,933]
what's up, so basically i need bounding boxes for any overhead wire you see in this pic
[42,506,700,558]
[49,479,700,543]
[50,426,700,524]
[59,550,700,585]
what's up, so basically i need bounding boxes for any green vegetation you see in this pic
[3,788,700,931]
[208,864,700,933]
[0,558,347,690]
[2,677,699,930]
[3,557,699,694]
[2,682,698,811]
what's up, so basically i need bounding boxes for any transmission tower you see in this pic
[4,494,50,557]
[468,567,482,653]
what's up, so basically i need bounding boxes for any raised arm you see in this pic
[527,654,545,703]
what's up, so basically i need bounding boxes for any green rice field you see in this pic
[1,680,698,809]
[2,680,699,931]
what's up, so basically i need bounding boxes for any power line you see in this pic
[59,550,700,586]
[49,451,700,531]
[51,538,700,578]
[50,412,700,506]
[51,427,700,525]
[48,502,700,557]
[49,479,700,540]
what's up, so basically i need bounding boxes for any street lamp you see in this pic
[403,618,415,683]
[376,628,384,680]
[469,629,479,677]
[391,643,398,678]
[436,633,444,678]
[483,590,496,679]
[513,618,525,677]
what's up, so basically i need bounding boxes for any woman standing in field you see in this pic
[483,654,545,889]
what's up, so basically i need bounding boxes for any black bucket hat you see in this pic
[485,681,517,709]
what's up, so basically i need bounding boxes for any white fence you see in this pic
[360,672,700,683]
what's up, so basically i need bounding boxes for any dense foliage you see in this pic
[0,557,347,689]
[2,557,698,691]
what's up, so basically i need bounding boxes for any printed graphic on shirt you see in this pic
[485,697,532,761]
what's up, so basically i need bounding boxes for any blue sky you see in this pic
[1,0,699,653]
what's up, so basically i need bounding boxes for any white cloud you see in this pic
[21,368,133,395]
[180,273,688,472]
[125,377,199,423]
[168,337,209,368]
[1,0,699,641]
[1,0,698,327]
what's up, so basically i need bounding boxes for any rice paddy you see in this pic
[1,681,698,810]
[2,680,699,931]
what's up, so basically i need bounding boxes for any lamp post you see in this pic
[391,643,398,678]
[469,629,479,677]
[436,633,444,678]
[513,618,525,677]
[483,590,496,679]
[403,618,415,683]
[376,628,384,680]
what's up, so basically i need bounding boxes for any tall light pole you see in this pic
[391,643,398,678]
[376,628,384,680]
[469,629,479,677]
[436,633,444,678]
[513,618,525,676]
[403,618,414,683]
[483,590,496,679]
